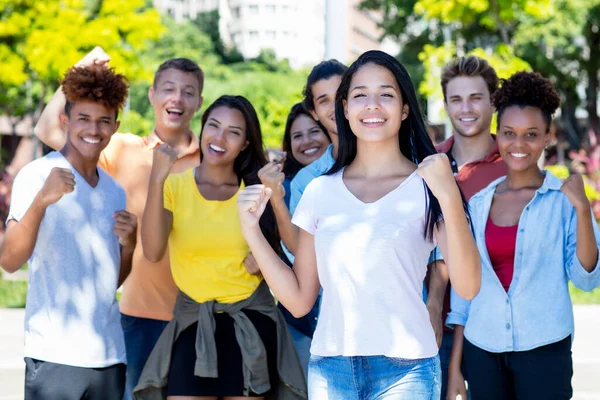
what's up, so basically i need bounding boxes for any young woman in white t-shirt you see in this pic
[237,50,481,399]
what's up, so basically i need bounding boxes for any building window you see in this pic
[249,31,259,40]
[266,30,276,40]
[249,4,259,14]
[232,6,240,18]
[265,4,275,13]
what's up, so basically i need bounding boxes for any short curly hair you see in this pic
[61,66,129,117]
[493,71,560,132]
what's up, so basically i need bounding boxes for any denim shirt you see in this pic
[289,144,335,216]
[447,172,600,353]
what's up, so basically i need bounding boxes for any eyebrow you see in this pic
[209,117,242,130]
[350,84,396,91]
[77,113,112,120]
[161,80,196,89]
[315,93,329,102]
[503,125,541,130]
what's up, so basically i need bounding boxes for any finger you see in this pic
[113,222,135,231]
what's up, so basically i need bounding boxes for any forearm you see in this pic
[449,325,466,372]
[271,197,299,254]
[34,87,67,151]
[141,182,170,262]
[574,207,599,272]
[118,245,135,287]
[427,260,449,312]
[0,198,47,273]
[440,196,480,300]
[242,225,313,316]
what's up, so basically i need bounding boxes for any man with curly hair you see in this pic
[0,66,137,399]
[34,47,205,400]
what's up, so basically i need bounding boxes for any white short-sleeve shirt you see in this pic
[292,168,438,359]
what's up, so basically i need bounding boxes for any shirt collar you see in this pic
[143,130,200,158]
[482,170,562,197]
[436,135,501,165]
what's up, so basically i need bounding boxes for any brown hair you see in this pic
[441,56,499,102]
[153,58,204,94]
[61,66,129,116]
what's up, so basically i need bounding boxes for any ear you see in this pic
[196,96,204,113]
[59,113,69,131]
[113,120,121,135]
[343,99,348,119]
[309,108,319,121]
[241,139,249,151]
[401,104,409,121]
[148,86,155,106]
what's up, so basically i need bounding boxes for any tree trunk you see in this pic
[561,88,582,149]
[585,17,600,137]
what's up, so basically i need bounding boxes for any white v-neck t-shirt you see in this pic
[292,168,438,359]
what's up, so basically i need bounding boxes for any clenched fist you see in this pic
[150,144,178,183]
[243,253,262,277]
[36,167,75,207]
[75,46,111,70]
[237,185,272,230]
[258,162,286,201]
[113,211,137,250]
[561,174,590,212]
[416,154,459,204]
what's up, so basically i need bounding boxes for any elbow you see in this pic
[0,253,22,274]
[288,301,314,319]
[143,249,163,263]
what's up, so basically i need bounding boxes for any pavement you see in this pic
[1,306,599,399]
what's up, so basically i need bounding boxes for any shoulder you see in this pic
[166,168,194,190]
[303,171,338,196]
[15,152,62,180]
[468,176,504,207]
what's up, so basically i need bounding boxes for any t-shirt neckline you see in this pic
[337,167,418,206]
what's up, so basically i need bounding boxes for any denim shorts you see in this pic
[308,354,441,400]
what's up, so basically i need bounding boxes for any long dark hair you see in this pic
[200,95,281,253]
[281,103,330,178]
[328,50,468,241]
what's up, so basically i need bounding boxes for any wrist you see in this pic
[32,193,50,210]
[576,204,592,217]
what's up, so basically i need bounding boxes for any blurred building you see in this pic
[153,0,398,68]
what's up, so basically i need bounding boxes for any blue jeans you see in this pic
[308,355,441,399]
[121,313,169,400]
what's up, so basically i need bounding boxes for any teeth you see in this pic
[167,109,183,115]
[362,118,385,123]
[209,144,226,153]
[82,137,100,144]
[303,148,319,155]
[460,118,476,122]
[511,153,527,158]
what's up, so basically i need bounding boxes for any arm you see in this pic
[34,47,111,151]
[446,325,468,400]
[0,168,75,273]
[238,185,321,317]
[427,257,448,347]
[573,207,599,272]
[113,210,137,286]
[141,144,177,262]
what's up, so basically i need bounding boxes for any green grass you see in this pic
[0,275,28,308]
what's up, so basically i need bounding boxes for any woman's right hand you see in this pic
[258,162,286,201]
[150,143,178,183]
[446,368,467,400]
[238,185,272,230]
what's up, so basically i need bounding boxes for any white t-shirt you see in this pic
[8,152,127,368]
[292,168,438,359]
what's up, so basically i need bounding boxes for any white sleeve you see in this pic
[291,179,318,235]
[7,165,44,224]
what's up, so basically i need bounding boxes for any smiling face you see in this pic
[149,68,203,135]
[444,76,494,138]
[343,63,408,145]
[200,106,249,167]
[496,105,550,173]
[289,114,330,166]
[310,75,342,136]
[60,99,120,161]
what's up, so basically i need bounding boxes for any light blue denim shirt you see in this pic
[447,172,600,353]
[289,144,335,215]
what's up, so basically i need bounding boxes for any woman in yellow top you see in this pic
[140,95,302,400]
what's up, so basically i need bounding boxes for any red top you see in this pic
[485,217,518,292]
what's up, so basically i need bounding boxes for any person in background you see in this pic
[0,66,136,399]
[447,71,600,399]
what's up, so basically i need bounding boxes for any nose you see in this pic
[366,94,381,111]
[460,99,474,112]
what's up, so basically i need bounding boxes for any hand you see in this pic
[150,144,178,183]
[416,153,459,204]
[561,174,590,212]
[267,149,286,164]
[243,253,262,277]
[113,210,137,249]
[446,368,467,400]
[75,46,111,70]
[237,185,272,230]
[427,305,443,348]
[258,162,286,201]
[36,167,75,207]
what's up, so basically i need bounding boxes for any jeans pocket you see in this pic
[25,358,44,382]
[120,314,137,330]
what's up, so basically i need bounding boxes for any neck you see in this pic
[154,126,193,151]
[196,160,238,186]
[329,133,339,159]
[451,131,494,167]
[349,137,409,177]
[503,167,545,190]
[60,145,98,181]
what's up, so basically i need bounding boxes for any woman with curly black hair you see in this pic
[447,72,600,399]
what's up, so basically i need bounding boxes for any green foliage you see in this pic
[0,274,27,308]
[569,282,600,305]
